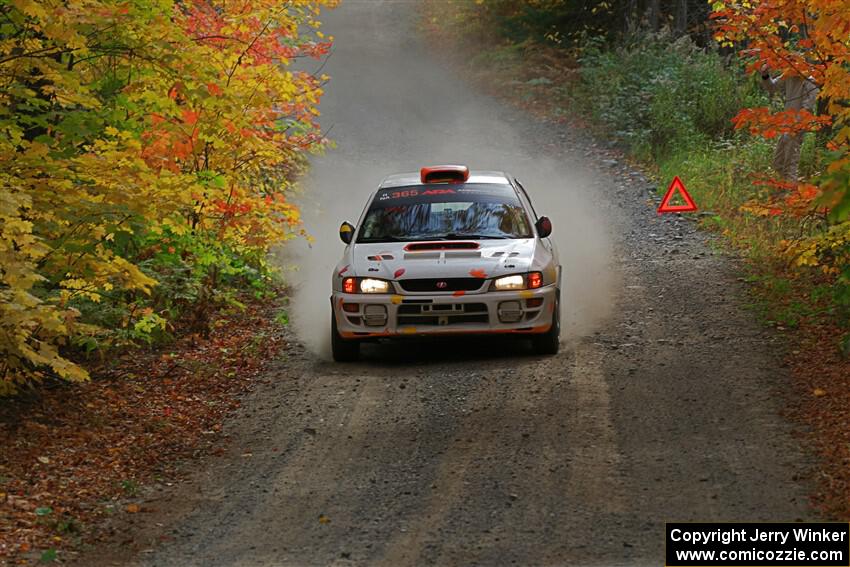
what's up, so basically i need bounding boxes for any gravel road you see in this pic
[84,2,816,566]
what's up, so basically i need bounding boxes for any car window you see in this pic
[514,179,538,220]
[357,184,533,243]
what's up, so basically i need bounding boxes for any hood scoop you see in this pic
[404,241,479,252]
[404,252,441,260]
[445,251,481,259]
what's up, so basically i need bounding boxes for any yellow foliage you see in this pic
[0,0,335,391]
[785,222,850,271]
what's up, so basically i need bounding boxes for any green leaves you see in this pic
[0,0,335,392]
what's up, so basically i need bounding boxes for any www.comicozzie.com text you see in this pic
[670,527,848,546]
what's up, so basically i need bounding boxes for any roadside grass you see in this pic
[421,0,850,519]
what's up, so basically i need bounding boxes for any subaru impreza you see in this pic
[331,165,561,361]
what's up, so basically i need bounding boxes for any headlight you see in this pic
[359,278,390,293]
[341,277,391,294]
[493,274,526,290]
[492,272,544,291]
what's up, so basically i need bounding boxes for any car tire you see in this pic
[532,293,560,355]
[331,313,360,362]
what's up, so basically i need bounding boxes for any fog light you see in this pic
[363,304,388,327]
[526,298,544,308]
[498,301,523,323]
[342,302,359,313]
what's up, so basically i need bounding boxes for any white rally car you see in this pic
[331,165,561,361]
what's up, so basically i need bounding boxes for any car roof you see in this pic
[379,170,512,189]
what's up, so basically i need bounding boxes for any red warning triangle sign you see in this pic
[657,176,697,214]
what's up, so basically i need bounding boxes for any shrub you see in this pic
[577,34,764,160]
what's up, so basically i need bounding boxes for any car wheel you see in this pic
[532,293,560,355]
[331,313,360,362]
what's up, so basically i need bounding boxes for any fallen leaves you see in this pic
[0,292,287,563]
[787,318,850,520]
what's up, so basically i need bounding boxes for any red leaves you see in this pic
[182,1,331,65]
[713,0,850,219]
[0,294,286,563]
[213,199,252,216]
[141,108,201,170]
[745,178,825,217]
[731,107,832,138]
[181,109,200,126]
[786,318,850,520]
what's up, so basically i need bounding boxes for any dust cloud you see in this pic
[281,155,615,358]
[276,3,615,358]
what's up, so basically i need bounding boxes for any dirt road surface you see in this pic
[84,2,815,566]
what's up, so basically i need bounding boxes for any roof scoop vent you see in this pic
[420,165,470,184]
[405,241,479,252]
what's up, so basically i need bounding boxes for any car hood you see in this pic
[341,239,538,281]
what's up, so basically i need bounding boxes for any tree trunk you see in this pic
[674,0,688,35]
[625,0,639,34]
[648,0,660,32]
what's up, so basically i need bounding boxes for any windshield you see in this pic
[357,184,532,243]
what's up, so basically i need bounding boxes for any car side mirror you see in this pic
[535,216,552,238]
[339,221,355,244]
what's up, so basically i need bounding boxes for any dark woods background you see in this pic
[474,0,712,46]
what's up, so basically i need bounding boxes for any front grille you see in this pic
[398,278,485,292]
[397,303,488,326]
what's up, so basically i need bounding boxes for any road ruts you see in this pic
[79,1,816,566]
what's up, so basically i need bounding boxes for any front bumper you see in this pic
[331,285,557,339]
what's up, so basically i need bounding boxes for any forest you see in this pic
[1,0,335,393]
[1,0,849,562]
[437,0,850,349]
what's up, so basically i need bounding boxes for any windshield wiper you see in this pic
[356,236,417,243]
[436,233,510,240]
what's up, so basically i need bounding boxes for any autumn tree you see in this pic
[712,0,850,331]
[0,0,335,393]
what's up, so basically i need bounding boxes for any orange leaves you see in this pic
[181,109,200,126]
[731,108,832,138]
[183,0,333,64]
[212,199,253,223]
[713,0,850,220]
[0,296,285,561]
[0,0,335,389]
[141,107,202,169]
[743,178,825,218]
